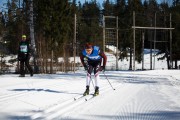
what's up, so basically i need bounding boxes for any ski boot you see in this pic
[30,72,33,77]
[93,86,99,96]
[83,86,89,96]
[19,74,25,77]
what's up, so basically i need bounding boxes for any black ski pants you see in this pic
[20,58,33,75]
[87,62,101,75]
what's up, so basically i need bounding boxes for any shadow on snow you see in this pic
[9,88,82,95]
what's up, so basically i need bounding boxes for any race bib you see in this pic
[20,45,28,53]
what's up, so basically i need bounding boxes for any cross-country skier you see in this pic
[80,43,107,96]
[18,35,33,77]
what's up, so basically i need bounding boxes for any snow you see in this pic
[0,70,180,120]
[105,46,170,70]
[2,48,178,72]
[1,48,180,119]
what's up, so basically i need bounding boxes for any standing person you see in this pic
[18,35,33,77]
[80,43,107,96]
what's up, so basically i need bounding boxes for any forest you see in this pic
[0,0,180,73]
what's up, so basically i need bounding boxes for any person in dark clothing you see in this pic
[18,35,33,77]
[80,43,107,96]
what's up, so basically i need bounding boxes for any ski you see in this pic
[85,95,93,101]
[84,94,98,101]
[74,93,99,101]
[74,95,85,101]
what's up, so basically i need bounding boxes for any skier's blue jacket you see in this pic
[82,46,101,61]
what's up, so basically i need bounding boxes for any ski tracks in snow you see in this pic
[114,75,180,120]
[58,73,180,120]
[30,80,120,120]
[1,72,180,120]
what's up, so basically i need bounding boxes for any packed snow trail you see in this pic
[0,70,179,120]
[59,71,180,120]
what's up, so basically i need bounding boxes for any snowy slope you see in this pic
[0,70,180,120]
[105,46,168,70]
[2,47,172,73]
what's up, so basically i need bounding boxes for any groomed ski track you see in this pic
[0,70,180,120]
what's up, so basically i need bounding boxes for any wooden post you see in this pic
[103,15,105,52]
[116,16,118,70]
[73,14,76,73]
[142,31,144,70]
[170,13,172,69]
[153,12,156,70]
[133,11,136,71]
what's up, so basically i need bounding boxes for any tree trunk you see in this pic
[50,49,53,74]
[129,48,132,70]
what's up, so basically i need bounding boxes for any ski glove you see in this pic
[84,65,88,71]
[99,66,105,72]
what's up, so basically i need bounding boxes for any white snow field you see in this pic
[0,70,180,120]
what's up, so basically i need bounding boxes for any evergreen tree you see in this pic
[4,0,27,54]
[0,0,179,71]
[79,1,101,46]
[103,0,114,16]
[171,2,180,54]
[33,0,72,73]
[34,0,72,54]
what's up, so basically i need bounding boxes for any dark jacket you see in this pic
[18,41,31,61]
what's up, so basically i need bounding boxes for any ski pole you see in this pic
[87,71,95,89]
[103,72,115,90]
[89,74,95,89]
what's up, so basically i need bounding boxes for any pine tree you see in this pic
[4,0,26,54]
[33,0,72,73]
[79,1,101,46]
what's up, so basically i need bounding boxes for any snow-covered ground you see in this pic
[105,45,171,70]
[1,47,180,119]
[2,48,175,73]
[0,70,180,120]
